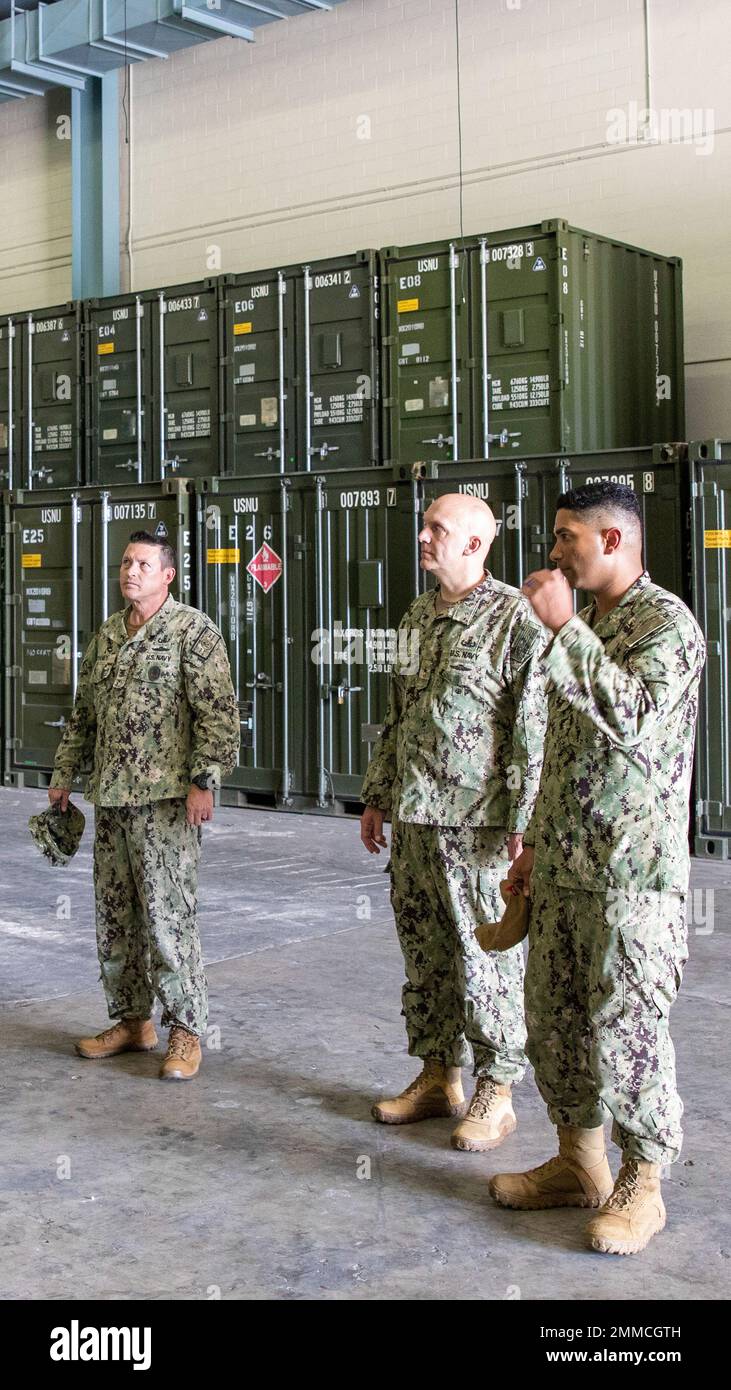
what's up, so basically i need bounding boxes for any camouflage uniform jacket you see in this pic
[361,574,547,830]
[50,594,239,806]
[524,572,705,892]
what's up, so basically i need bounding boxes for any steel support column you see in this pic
[71,70,120,299]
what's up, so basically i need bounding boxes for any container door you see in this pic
[0,316,22,492]
[21,307,82,489]
[471,231,561,459]
[5,492,94,782]
[304,472,418,806]
[153,281,221,482]
[199,479,306,803]
[221,270,296,476]
[689,445,731,854]
[381,243,472,469]
[86,296,153,486]
[298,253,380,472]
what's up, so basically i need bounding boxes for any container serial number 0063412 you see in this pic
[340,489,381,508]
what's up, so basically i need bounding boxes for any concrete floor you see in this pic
[2,785,730,1301]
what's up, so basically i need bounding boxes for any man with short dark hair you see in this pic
[49,530,239,1080]
[488,483,705,1255]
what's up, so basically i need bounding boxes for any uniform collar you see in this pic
[433,572,493,625]
[114,591,177,645]
[584,570,651,634]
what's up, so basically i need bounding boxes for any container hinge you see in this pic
[691,481,718,498]
[5,737,21,749]
[7,664,22,677]
[5,594,20,608]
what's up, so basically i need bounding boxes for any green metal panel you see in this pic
[220,267,298,476]
[84,292,155,485]
[151,278,222,482]
[380,239,472,468]
[688,439,731,859]
[24,304,84,489]
[381,220,684,467]
[0,313,22,491]
[301,468,420,806]
[196,475,309,806]
[4,479,194,787]
[11,304,84,489]
[220,251,381,476]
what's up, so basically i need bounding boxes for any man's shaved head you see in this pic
[419,491,497,592]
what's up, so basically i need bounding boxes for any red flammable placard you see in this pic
[246,543,283,593]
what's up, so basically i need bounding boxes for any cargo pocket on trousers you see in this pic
[618,921,680,1021]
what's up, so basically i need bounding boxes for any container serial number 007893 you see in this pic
[340,489,381,508]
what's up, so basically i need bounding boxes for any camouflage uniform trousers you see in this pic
[93,799,208,1036]
[525,877,688,1164]
[389,820,527,1082]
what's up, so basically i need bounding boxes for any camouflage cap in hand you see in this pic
[28,801,86,867]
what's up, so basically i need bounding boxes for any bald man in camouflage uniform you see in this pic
[49,530,239,1081]
[489,483,705,1255]
[361,493,547,1150]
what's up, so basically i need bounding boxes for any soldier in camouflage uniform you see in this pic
[489,483,705,1255]
[49,529,239,1081]
[361,493,547,1149]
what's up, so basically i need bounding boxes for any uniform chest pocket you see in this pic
[442,659,505,697]
[92,658,117,685]
[132,659,179,688]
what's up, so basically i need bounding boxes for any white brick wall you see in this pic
[0,0,729,433]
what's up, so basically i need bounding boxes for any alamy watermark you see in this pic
[607,101,714,157]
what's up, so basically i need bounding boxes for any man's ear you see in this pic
[603,526,622,555]
[464,535,482,556]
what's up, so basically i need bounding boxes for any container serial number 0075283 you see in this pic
[340,489,381,508]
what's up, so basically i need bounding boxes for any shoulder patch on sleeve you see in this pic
[510,619,543,668]
[624,614,675,650]
[188,621,223,662]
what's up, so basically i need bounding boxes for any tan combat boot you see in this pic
[489,1124,613,1209]
[372,1059,467,1124]
[451,1077,516,1152]
[76,1017,158,1059]
[585,1159,666,1255]
[159,1025,202,1081]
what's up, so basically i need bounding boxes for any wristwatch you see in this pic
[192,772,216,792]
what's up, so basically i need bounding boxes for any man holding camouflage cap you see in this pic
[489,482,705,1255]
[361,492,547,1150]
[49,528,239,1081]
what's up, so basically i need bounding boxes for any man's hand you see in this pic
[507,832,523,863]
[48,788,70,812]
[521,568,574,634]
[186,786,214,828]
[507,845,534,897]
[361,806,388,854]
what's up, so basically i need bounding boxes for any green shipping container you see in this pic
[220,251,380,476]
[381,220,684,468]
[198,468,418,811]
[84,293,155,486]
[4,480,194,787]
[688,439,731,859]
[0,304,83,490]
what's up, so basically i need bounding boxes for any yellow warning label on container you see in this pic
[704,529,731,548]
[233,323,252,335]
[397,298,419,313]
[22,553,42,568]
[97,342,115,355]
[207,548,241,564]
